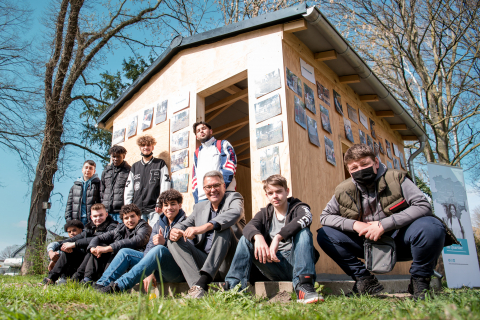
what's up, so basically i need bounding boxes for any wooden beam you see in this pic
[214,117,249,135]
[376,110,395,118]
[238,153,250,162]
[231,137,249,148]
[339,75,361,84]
[205,88,248,114]
[390,124,408,130]
[314,50,337,61]
[360,95,379,102]
[402,135,418,141]
[235,144,250,155]
[198,70,247,97]
[223,85,249,103]
[217,124,247,140]
[283,19,308,33]
[206,102,234,122]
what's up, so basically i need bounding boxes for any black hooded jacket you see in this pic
[100,161,131,214]
[65,175,101,222]
[60,215,119,249]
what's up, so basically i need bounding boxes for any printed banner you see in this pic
[427,162,480,288]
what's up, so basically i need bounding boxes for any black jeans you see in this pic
[47,249,86,282]
[84,252,115,281]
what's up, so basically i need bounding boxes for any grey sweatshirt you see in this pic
[320,164,432,232]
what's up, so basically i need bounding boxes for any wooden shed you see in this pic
[97,5,426,276]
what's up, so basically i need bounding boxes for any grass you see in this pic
[0,275,479,319]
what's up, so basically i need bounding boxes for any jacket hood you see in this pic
[265,197,308,217]
[159,209,186,227]
[75,173,100,184]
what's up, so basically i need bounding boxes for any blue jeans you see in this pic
[109,213,121,223]
[96,246,184,291]
[317,216,446,279]
[225,228,316,290]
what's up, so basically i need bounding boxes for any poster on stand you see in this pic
[427,163,480,288]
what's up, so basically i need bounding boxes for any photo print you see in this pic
[324,135,336,166]
[316,81,330,106]
[333,90,343,115]
[344,117,354,143]
[370,118,376,139]
[374,142,380,158]
[171,150,189,173]
[387,161,393,169]
[286,68,302,96]
[367,134,374,151]
[171,130,189,152]
[112,128,125,145]
[172,109,189,133]
[127,115,138,138]
[141,108,153,131]
[294,95,307,129]
[359,109,369,129]
[307,116,321,147]
[393,143,400,157]
[171,173,189,192]
[155,99,168,125]
[256,120,283,149]
[385,139,393,159]
[320,105,332,134]
[254,68,281,98]
[347,104,358,124]
[304,83,316,114]
[259,146,280,181]
[254,93,281,124]
[399,153,406,170]
[393,158,400,170]
[378,139,385,154]
[359,129,367,144]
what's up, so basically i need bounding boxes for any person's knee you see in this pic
[296,227,313,240]
[411,216,446,243]
[316,226,333,247]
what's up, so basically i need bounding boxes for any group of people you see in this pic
[45,121,456,303]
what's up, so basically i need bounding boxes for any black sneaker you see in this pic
[97,282,122,294]
[295,274,324,304]
[408,276,431,301]
[220,282,230,291]
[92,282,104,290]
[352,275,384,295]
[42,278,54,286]
[80,279,93,287]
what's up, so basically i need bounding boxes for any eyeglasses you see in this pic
[203,183,223,191]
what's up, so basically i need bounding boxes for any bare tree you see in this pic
[473,205,480,228]
[0,245,21,260]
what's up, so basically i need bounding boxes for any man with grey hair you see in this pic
[168,170,246,298]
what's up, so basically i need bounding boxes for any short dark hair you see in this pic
[120,204,141,220]
[83,160,96,167]
[91,203,106,212]
[192,121,211,134]
[64,219,84,232]
[109,145,127,155]
[157,189,183,208]
[344,144,376,167]
[263,174,288,192]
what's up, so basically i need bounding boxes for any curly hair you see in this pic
[192,121,211,134]
[136,135,156,146]
[119,204,142,220]
[109,145,127,155]
[156,189,183,208]
[64,219,84,232]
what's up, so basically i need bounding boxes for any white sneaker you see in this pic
[187,285,206,299]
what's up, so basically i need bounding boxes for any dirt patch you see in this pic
[268,291,292,304]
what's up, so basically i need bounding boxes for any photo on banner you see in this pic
[316,81,330,106]
[359,129,367,144]
[256,120,283,149]
[112,128,125,145]
[254,68,281,98]
[344,117,354,143]
[333,90,343,115]
[259,146,280,181]
[320,105,332,134]
[324,136,336,166]
[286,68,302,96]
[155,99,168,125]
[359,109,369,129]
[171,150,189,172]
[141,108,153,131]
[304,83,316,114]
[347,104,358,124]
[294,95,307,129]
[385,139,393,159]
[254,94,282,124]
[171,109,189,133]
[171,130,189,152]
[171,173,189,192]
[307,116,321,147]
[127,115,138,138]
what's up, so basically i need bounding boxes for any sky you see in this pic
[1,0,480,253]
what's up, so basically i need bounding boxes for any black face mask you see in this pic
[351,166,377,186]
[140,152,153,158]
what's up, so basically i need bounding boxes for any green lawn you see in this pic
[1,275,479,319]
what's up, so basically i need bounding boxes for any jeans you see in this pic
[81,216,88,226]
[96,246,184,291]
[224,228,316,290]
[109,213,121,223]
[317,216,446,279]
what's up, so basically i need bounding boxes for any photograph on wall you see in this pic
[319,105,332,134]
[393,143,400,157]
[254,93,281,123]
[307,116,321,147]
[141,108,154,131]
[333,90,343,115]
[171,150,189,173]
[127,115,138,138]
[367,134,374,151]
[316,81,330,106]
[359,129,367,144]
[387,161,393,169]
[112,128,125,145]
[304,83,316,114]
[344,117,354,143]
[173,91,189,113]
[294,95,307,129]
[171,130,189,152]
[378,139,385,154]
[171,173,189,192]
[155,99,168,125]
[370,118,376,139]
[171,109,189,133]
[359,109,369,129]
[399,153,406,170]
[393,158,400,170]
[300,58,316,84]
[324,136,336,166]
[286,68,302,96]
[374,142,380,158]
[259,146,280,181]
[254,68,282,98]
[347,104,358,124]
[256,120,283,149]
[385,139,393,159]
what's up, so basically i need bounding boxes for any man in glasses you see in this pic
[168,170,246,299]
[191,121,237,204]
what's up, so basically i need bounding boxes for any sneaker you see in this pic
[220,282,230,292]
[352,275,384,295]
[80,279,93,287]
[97,282,122,294]
[56,278,67,285]
[186,285,206,299]
[296,274,324,304]
[71,273,83,282]
[42,278,54,286]
[92,282,104,290]
[408,276,431,301]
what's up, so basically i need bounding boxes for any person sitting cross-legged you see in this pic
[95,190,187,293]
[222,175,323,304]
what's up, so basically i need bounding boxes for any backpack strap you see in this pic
[195,147,200,158]
[216,140,223,153]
